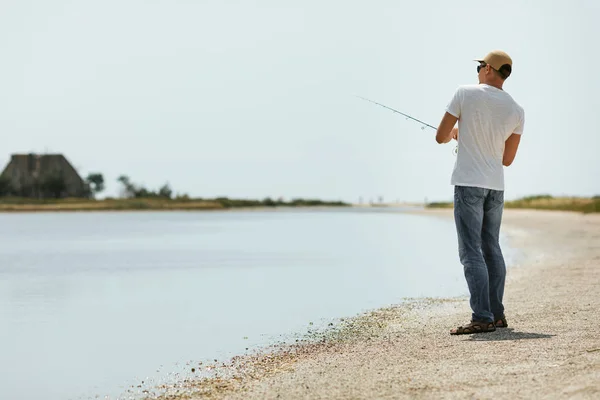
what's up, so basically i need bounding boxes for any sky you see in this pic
[1,0,599,203]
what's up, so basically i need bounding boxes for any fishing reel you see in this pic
[419,123,457,155]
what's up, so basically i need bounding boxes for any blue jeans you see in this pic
[454,185,506,323]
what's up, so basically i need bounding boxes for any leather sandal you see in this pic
[450,320,496,335]
[494,315,508,328]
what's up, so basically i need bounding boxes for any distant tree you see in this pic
[118,175,178,199]
[158,183,172,199]
[85,173,105,197]
[117,175,130,187]
[117,175,136,198]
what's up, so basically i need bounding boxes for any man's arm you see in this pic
[436,112,458,144]
[503,133,521,166]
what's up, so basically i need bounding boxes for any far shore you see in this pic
[0,198,352,213]
[0,199,225,212]
[426,195,600,214]
[1,196,598,213]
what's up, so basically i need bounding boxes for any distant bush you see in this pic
[582,198,600,213]
[211,196,348,209]
[262,197,277,207]
[519,194,554,201]
[425,201,453,209]
[215,197,261,208]
[425,195,599,214]
[505,196,599,214]
[289,198,347,207]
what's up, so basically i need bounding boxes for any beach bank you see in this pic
[147,209,600,400]
[0,198,350,213]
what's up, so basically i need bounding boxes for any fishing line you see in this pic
[356,95,458,155]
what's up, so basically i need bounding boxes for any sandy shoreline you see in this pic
[147,209,600,400]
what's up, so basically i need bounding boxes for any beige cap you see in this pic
[475,50,513,74]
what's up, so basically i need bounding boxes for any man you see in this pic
[435,50,525,335]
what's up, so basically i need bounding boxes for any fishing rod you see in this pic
[356,95,458,155]
[355,96,437,131]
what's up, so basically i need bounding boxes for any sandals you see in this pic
[494,315,508,328]
[450,320,496,335]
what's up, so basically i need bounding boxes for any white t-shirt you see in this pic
[446,84,525,191]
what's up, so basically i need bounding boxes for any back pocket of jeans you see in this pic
[490,191,504,204]
[461,187,483,205]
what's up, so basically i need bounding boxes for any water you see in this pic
[0,208,513,399]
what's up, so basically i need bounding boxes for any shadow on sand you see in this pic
[467,328,555,341]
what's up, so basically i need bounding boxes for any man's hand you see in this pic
[452,127,459,141]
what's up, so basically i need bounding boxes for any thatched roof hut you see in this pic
[0,153,88,198]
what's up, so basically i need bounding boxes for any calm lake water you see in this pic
[0,208,514,400]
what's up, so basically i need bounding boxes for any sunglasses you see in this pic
[477,63,487,73]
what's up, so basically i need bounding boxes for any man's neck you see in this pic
[483,81,503,90]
